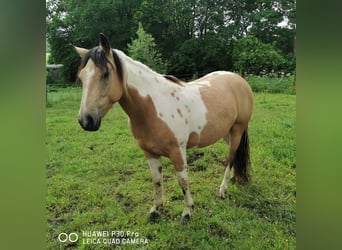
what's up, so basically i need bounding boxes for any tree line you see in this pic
[46,0,296,82]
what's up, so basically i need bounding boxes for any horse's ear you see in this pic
[99,33,111,56]
[74,46,89,58]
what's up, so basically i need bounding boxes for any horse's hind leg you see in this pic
[219,124,247,198]
[145,152,164,220]
[219,134,233,198]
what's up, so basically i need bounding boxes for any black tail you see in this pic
[233,130,250,184]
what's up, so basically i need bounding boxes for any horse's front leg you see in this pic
[170,148,194,224]
[145,152,164,220]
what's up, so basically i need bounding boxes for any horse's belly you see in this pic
[186,109,235,148]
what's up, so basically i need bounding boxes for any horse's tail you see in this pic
[233,130,251,184]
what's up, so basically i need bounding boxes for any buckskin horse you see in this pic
[74,34,253,224]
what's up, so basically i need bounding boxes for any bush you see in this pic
[46,71,54,84]
[232,36,285,75]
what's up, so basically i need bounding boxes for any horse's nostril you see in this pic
[86,115,94,128]
[79,114,100,131]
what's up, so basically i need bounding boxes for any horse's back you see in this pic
[191,71,253,120]
[199,71,252,98]
[186,71,253,147]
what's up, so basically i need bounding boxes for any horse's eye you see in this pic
[103,71,109,79]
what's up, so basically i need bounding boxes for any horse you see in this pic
[74,34,253,224]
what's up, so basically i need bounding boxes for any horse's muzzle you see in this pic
[78,114,101,131]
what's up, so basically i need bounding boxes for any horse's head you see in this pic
[75,34,123,131]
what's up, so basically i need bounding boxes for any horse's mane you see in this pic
[164,75,185,86]
[81,48,183,88]
[81,46,123,83]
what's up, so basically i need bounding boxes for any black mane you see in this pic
[81,46,123,82]
[164,75,185,86]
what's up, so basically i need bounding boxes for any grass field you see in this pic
[46,84,296,249]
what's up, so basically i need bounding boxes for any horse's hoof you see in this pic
[148,211,160,222]
[180,214,191,225]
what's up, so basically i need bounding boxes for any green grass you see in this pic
[46,85,295,249]
[246,75,296,95]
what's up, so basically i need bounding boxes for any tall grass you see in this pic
[46,82,295,249]
[246,75,296,95]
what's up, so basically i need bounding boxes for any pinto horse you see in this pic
[74,34,253,224]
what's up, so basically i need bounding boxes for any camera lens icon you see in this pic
[58,232,78,243]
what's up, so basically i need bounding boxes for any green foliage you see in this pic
[168,38,202,76]
[246,75,296,94]
[283,52,296,73]
[46,71,53,84]
[46,0,141,82]
[46,80,295,249]
[232,36,286,75]
[47,13,79,82]
[169,34,232,76]
[128,23,168,74]
[46,0,296,80]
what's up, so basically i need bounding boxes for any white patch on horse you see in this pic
[119,54,208,147]
[206,71,236,77]
[79,66,95,116]
[193,80,211,86]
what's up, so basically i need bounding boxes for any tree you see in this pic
[232,36,285,75]
[135,0,228,57]
[46,1,78,82]
[46,0,142,81]
[168,33,231,77]
[127,23,168,74]
[46,0,296,81]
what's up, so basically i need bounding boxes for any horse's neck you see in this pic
[122,54,166,95]
[118,53,178,119]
